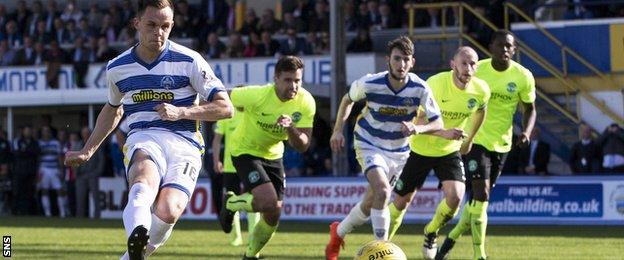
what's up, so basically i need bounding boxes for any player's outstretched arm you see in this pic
[518,101,536,147]
[330,94,355,152]
[461,107,487,154]
[401,116,444,136]
[277,114,313,153]
[156,91,233,122]
[65,104,123,167]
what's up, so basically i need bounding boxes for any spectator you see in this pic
[92,36,118,62]
[86,4,103,30]
[11,1,31,36]
[259,30,280,57]
[596,123,624,173]
[1,20,23,49]
[117,19,137,43]
[303,32,320,55]
[281,12,303,34]
[106,2,123,30]
[535,0,567,21]
[32,20,52,43]
[12,126,39,215]
[239,9,259,36]
[565,0,594,19]
[172,0,198,38]
[225,32,244,58]
[0,129,11,215]
[243,31,262,57]
[353,2,371,30]
[0,40,17,66]
[32,41,46,66]
[65,20,79,43]
[303,137,330,176]
[52,18,70,44]
[99,14,117,44]
[347,27,373,53]
[204,32,226,59]
[16,36,36,66]
[75,127,104,218]
[71,37,89,88]
[44,0,60,33]
[366,0,381,29]
[62,131,82,217]
[0,4,7,32]
[570,123,600,174]
[119,0,136,27]
[519,128,551,175]
[44,40,66,89]
[259,9,282,34]
[309,0,330,33]
[283,145,304,177]
[77,18,94,40]
[278,27,307,56]
[344,1,358,31]
[26,1,45,37]
[378,2,401,29]
[200,0,230,36]
[316,31,330,54]
[60,0,83,24]
[288,0,313,32]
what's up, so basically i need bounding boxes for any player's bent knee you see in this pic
[373,184,392,202]
[155,188,189,223]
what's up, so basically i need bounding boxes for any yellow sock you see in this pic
[246,216,277,257]
[470,201,488,260]
[448,203,471,240]
[388,202,407,240]
[424,199,457,234]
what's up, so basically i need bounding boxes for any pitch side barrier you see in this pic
[97,175,624,225]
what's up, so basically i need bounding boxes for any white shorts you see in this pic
[124,130,203,198]
[354,140,409,187]
[39,167,62,190]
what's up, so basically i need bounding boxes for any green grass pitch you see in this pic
[1,217,623,259]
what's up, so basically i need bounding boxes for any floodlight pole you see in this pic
[330,0,349,176]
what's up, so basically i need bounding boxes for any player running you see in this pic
[218,55,316,260]
[436,30,536,260]
[213,103,260,246]
[325,36,444,260]
[384,46,490,260]
[64,1,233,259]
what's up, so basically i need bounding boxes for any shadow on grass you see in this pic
[2,217,623,239]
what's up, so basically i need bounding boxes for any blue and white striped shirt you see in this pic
[349,71,441,153]
[106,40,225,151]
[39,139,61,169]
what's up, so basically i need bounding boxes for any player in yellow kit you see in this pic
[218,55,316,259]
[213,105,260,246]
[436,30,536,260]
[384,47,490,260]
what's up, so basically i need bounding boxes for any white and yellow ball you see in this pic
[354,240,407,260]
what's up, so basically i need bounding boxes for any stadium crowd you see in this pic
[1,0,624,217]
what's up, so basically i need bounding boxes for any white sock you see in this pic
[41,194,51,216]
[370,207,390,240]
[57,196,67,217]
[122,183,157,237]
[337,202,370,238]
[144,214,175,257]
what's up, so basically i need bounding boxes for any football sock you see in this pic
[470,201,488,260]
[226,192,254,212]
[424,198,457,234]
[370,207,390,240]
[388,202,407,240]
[246,216,277,257]
[41,194,51,216]
[247,212,260,234]
[230,211,243,246]
[448,203,472,240]
[145,214,174,256]
[337,202,369,238]
[57,195,67,217]
[122,183,157,236]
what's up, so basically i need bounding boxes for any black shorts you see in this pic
[394,151,465,196]
[223,172,242,195]
[232,154,286,200]
[463,144,508,186]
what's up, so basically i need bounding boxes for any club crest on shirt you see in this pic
[292,112,302,123]
[507,82,517,93]
[467,98,477,109]
[161,75,175,90]
[248,170,260,183]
